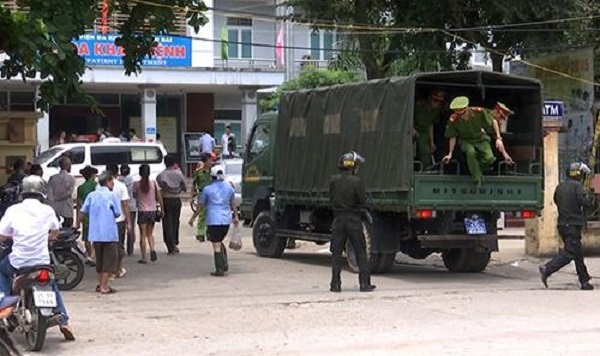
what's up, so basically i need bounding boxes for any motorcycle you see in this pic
[0,228,85,292]
[10,265,60,351]
[50,228,85,291]
[0,295,21,356]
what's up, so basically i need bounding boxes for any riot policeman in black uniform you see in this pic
[539,162,594,290]
[329,151,376,293]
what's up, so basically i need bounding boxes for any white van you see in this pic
[35,140,168,200]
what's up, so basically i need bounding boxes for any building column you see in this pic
[240,87,258,146]
[36,111,49,153]
[139,85,158,142]
[525,120,564,256]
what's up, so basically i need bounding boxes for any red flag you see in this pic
[101,0,109,34]
[275,25,284,66]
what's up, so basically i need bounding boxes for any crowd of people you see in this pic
[0,149,240,345]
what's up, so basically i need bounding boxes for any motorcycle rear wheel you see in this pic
[53,249,85,291]
[25,293,47,352]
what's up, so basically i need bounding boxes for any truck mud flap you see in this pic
[417,234,499,252]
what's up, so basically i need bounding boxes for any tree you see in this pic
[259,67,363,111]
[459,0,593,72]
[290,0,592,76]
[0,0,208,110]
[289,0,473,79]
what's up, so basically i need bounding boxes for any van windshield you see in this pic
[34,148,63,164]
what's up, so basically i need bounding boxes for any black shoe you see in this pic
[360,284,376,292]
[210,271,225,277]
[150,250,157,262]
[539,265,549,288]
[330,285,341,293]
[581,282,594,290]
[174,247,180,254]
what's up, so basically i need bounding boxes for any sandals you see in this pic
[96,286,117,294]
[101,287,117,294]
[138,260,148,264]
[150,251,157,262]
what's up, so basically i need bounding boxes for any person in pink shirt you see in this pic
[133,164,164,264]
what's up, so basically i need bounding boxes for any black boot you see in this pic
[539,265,549,288]
[359,273,376,292]
[330,271,341,292]
[221,243,229,272]
[211,252,225,277]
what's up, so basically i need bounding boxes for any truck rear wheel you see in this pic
[370,253,396,274]
[442,249,491,273]
[252,212,286,258]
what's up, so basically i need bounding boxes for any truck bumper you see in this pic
[417,234,500,252]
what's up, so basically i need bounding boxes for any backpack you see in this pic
[227,135,236,154]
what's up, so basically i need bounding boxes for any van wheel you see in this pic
[252,212,285,258]
[442,249,491,273]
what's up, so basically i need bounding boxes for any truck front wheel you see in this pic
[252,212,286,258]
[442,249,491,273]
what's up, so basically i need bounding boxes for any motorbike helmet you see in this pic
[568,162,591,181]
[21,175,47,198]
[337,151,365,171]
[210,164,226,180]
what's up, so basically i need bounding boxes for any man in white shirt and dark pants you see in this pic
[221,125,235,158]
[0,176,75,340]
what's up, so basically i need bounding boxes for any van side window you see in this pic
[69,147,85,164]
[48,147,85,167]
[248,125,270,160]
[91,146,128,166]
[130,147,163,164]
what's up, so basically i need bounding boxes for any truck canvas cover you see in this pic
[275,76,416,194]
[275,71,543,209]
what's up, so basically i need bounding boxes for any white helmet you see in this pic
[21,175,47,198]
[210,165,225,180]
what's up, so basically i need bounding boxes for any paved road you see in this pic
[18,210,600,355]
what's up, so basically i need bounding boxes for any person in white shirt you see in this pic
[97,164,132,279]
[221,125,232,157]
[200,132,216,154]
[0,176,75,341]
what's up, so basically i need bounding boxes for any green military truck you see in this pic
[241,70,544,274]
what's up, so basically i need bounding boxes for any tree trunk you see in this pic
[490,52,504,72]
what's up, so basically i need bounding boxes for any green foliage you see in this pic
[259,67,364,111]
[0,0,208,111]
[290,0,592,77]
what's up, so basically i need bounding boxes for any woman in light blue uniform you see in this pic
[189,165,239,276]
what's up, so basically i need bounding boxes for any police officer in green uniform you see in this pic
[442,96,496,186]
[413,90,445,168]
[329,151,375,293]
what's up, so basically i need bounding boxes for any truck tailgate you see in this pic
[412,174,543,210]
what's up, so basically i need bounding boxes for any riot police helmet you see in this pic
[567,162,591,181]
[338,151,365,171]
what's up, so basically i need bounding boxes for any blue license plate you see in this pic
[464,218,487,235]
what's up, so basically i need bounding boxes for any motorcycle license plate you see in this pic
[33,291,57,308]
[464,218,487,235]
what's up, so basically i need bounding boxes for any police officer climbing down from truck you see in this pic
[539,162,594,290]
[329,151,376,293]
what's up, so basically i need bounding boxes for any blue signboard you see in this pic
[146,127,156,135]
[542,100,565,119]
[73,33,192,67]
